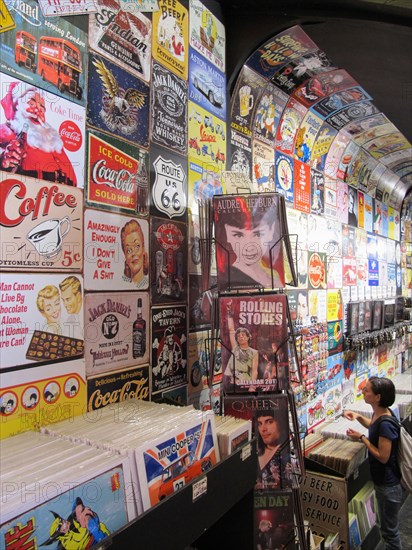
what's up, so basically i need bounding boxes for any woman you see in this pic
[36,285,62,335]
[120,219,148,289]
[344,377,402,549]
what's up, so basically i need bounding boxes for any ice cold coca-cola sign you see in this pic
[87,133,138,213]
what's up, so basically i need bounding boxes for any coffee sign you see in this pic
[0,174,83,271]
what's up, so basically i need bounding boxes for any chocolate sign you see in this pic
[0,273,84,369]
[0,174,83,271]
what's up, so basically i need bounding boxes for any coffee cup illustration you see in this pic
[239,85,254,117]
[27,217,71,258]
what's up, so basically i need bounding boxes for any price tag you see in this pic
[241,442,252,461]
[38,0,97,17]
[192,476,207,502]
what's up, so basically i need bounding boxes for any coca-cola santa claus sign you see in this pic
[0,75,86,187]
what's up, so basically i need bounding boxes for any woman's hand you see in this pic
[343,410,357,421]
[346,428,362,441]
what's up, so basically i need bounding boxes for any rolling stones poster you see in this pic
[189,0,225,72]
[150,217,187,304]
[86,129,149,216]
[0,174,83,272]
[89,0,152,82]
[1,0,87,106]
[150,144,188,221]
[84,291,150,377]
[0,358,86,439]
[245,25,317,79]
[151,62,188,155]
[189,47,226,120]
[151,305,187,393]
[0,273,84,369]
[253,83,288,148]
[152,0,188,79]
[83,210,149,291]
[231,66,266,139]
[0,73,85,187]
[219,294,289,393]
[87,52,150,148]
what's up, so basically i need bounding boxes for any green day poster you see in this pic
[0,466,131,550]
[1,0,87,106]
[245,25,317,79]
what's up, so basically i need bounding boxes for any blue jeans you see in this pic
[374,483,403,550]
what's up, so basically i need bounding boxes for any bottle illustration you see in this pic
[133,298,146,358]
[10,122,29,174]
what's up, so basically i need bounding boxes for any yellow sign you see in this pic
[0,0,15,33]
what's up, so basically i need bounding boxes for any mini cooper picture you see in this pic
[193,73,224,107]
[158,451,212,499]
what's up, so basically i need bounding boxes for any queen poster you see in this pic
[213,193,285,292]
[219,294,288,393]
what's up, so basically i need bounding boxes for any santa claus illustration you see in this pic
[0,83,77,185]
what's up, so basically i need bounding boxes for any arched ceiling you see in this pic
[216,0,412,202]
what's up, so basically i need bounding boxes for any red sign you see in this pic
[88,134,138,212]
[294,159,311,213]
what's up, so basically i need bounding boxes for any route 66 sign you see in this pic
[151,148,187,220]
